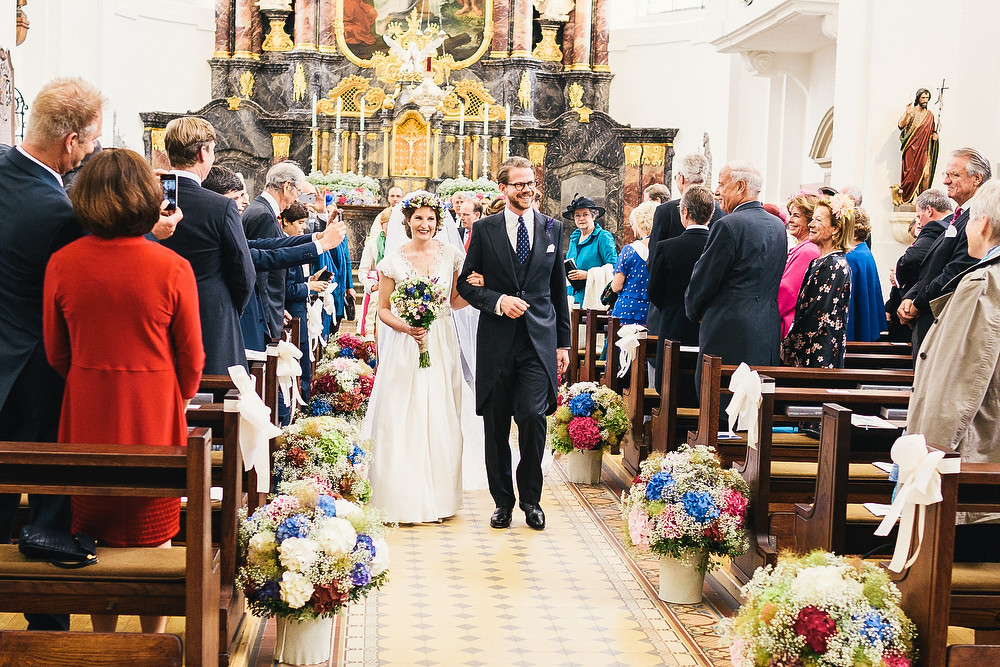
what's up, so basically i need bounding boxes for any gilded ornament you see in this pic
[623,144,642,167]
[272,133,291,160]
[642,144,665,167]
[319,75,385,117]
[567,82,584,109]
[227,96,242,110]
[293,63,307,103]
[518,72,532,111]
[239,70,255,99]
[440,79,501,121]
[532,24,563,62]
[150,128,166,153]
[575,107,593,123]
[527,143,546,165]
[262,17,294,52]
[392,110,430,178]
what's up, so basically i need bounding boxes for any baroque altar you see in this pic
[140,0,676,237]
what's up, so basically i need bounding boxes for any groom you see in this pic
[458,156,571,530]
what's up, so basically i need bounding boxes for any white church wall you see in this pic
[1,1,14,52]
[13,0,215,151]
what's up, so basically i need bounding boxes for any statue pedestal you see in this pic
[889,209,918,245]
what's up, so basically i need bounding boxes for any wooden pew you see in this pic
[648,339,700,457]
[0,429,218,667]
[620,333,658,472]
[0,631,182,667]
[846,340,912,356]
[598,316,625,394]
[567,308,583,385]
[580,309,610,383]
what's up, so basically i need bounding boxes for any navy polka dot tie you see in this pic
[516,215,530,264]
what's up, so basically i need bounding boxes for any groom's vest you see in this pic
[505,229,534,289]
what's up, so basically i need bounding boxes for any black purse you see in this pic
[18,525,98,569]
[343,292,357,321]
[600,282,619,308]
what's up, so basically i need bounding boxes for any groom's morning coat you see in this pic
[457,209,571,414]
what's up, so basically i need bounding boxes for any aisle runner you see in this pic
[337,463,722,666]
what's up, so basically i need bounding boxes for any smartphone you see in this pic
[315,269,334,282]
[160,174,178,212]
[297,192,317,205]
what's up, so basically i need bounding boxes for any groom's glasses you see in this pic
[506,180,537,191]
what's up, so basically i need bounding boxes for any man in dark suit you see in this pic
[0,78,105,631]
[646,185,714,394]
[685,161,787,390]
[458,157,571,531]
[647,153,725,332]
[899,148,990,357]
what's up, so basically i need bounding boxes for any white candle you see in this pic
[505,104,511,136]
[483,103,489,136]
[360,97,365,134]
[335,98,342,130]
[459,103,465,135]
[311,94,317,128]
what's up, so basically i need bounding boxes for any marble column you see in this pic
[251,6,264,57]
[233,0,254,58]
[592,0,609,71]
[511,0,534,58]
[215,0,232,58]
[562,9,575,68]
[491,0,510,58]
[318,0,337,54]
[294,0,317,50]
[569,0,591,70]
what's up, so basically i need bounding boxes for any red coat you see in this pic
[44,235,204,546]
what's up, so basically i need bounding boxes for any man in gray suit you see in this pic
[685,161,787,390]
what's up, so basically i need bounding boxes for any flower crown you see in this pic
[827,192,856,222]
[401,191,445,222]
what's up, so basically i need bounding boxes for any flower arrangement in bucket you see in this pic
[307,357,375,418]
[273,416,372,503]
[723,551,917,667]
[621,445,749,602]
[548,382,629,483]
[324,332,376,368]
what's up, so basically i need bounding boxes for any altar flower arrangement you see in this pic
[436,176,500,203]
[237,478,389,620]
[547,382,629,454]
[273,416,372,503]
[621,445,749,573]
[307,171,381,205]
[307,357,375,418]
[723,551,917,667]
[389,276,448,368]
[324,332,377,369]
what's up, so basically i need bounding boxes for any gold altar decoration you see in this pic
[528,142,547,166]
[316,76,385,118]
[336,6,493,86]
[440,79,506,122]
[518,72,532,111]
[149,128,166,153]
[532,23,563,62]
[272,133,291,160]
[391,110,431,178]
[227,96,242,110]
[623,144,643,168]
[293,63,307,103]
[567,82,593,123]
[239,71,255,99]
[262,17,294,52]
[642,144,666,167]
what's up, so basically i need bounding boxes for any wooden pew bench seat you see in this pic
[951,563,1000,592]
[772,460,888,480]
[0,544,188,580]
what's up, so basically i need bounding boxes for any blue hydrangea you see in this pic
[256,580,280,602]
[856,610,893,644]
[406,286,416,296]
[681,491,719,523]
[645,471,676,501]
[275,514,311,542]
[309,397,332,416]
[567,392,596,418]
[316,495,338,517]
[367,358,377,369]
[354,534,374,555]
[351,562,372,587]
[339,348,356,359]
[348,445,365,465]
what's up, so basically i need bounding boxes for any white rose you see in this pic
[313,516,357,557]
[278,537,319,572]
[370,536,389,576]
[334,499,363,523]
[279,571,314,609]
[248,530,277,560]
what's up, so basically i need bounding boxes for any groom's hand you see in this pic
[500,295,529,318]
[556,348,569,375]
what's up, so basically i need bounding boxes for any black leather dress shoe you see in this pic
[490,507,513,529]
[519,502,545,530]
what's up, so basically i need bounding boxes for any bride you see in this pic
[362,192,471,523]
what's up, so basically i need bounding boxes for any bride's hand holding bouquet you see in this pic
[390,276,448,367]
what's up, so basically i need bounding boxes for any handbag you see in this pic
[343,291,357,321]
[18,525,98,569]
[600,282,619,309]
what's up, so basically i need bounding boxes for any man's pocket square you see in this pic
[546,244,555,253]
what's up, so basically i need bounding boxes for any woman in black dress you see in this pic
[781,194,855,368]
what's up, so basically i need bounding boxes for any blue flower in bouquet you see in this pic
[256,580,280,602]
[367,358,377,369]
[351,562,372,587]
[348,444,365,465]
[316,495,338,517]
[423,293,431,301]
[406,286,416,296]
[276,514,311,542]
[645,471,675,501]
[354,534,374,555]
[682,491,719,523]
[856,610,894,644]
[309,397,332,416]
[339,348,356,359]
[568,392,596,418]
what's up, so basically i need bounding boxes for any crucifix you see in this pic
[935,78,949,134]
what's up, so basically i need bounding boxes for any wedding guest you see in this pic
[44,149,205,634]
[203,165,249,212]
[845,208,886,342]
[643,183,671,204]
[781,195,855,368]
[564,196,618,306]
[778,194,821,338]
[358,207,392,338]
[609,201,656,325]
[486,196,506,215]
[458,198,483,250]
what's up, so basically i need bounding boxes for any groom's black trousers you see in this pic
[482,318,547,509]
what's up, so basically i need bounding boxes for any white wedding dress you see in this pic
[362,241,467,522]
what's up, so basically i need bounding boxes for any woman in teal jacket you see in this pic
[564,196,618,305]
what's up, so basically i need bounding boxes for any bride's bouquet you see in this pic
[389,276,448,368]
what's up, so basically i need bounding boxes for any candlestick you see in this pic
[311,94,317,128]
[335,98,342,130]
[458,135,465,179]
[333,128,342,174]
[459,103,465,135]
[358,97,366,177]
[504,104,511,137]
[311,94,318,174]
[482,102,489,137]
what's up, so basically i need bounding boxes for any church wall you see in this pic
[12,0,215,150]
[1,1,14,50]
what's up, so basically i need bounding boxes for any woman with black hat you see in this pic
[564,195,618,306]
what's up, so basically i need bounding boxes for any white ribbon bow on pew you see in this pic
[321,282,339,316]
[276,338,306,414]
[307,297,325,355]
[227,365,283,493]
[727,362,763,449]
[615,324,646,378]
[874,433,961,572]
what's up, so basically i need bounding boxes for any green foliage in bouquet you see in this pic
[547,382,629,454]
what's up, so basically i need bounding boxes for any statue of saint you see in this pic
[894,88,938,206]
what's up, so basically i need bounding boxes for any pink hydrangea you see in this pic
[729,638,747,667]
[627,507,650,550]
[881,657,910,667]
[722,488,749,526]
[657,505,683,539]
[567,416,601,450]
[266,496,302,522]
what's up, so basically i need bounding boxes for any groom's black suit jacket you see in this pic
[457,209,571,414]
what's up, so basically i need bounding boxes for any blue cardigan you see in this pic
[845,242,887,342]
[566,223,618,304]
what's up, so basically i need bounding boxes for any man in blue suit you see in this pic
[0,78,104,631]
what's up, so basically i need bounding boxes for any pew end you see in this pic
[0,630,182,667]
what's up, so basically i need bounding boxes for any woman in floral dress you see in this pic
[781,194,856,368]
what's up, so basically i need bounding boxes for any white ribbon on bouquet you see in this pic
[726,362,763,449]
[275,338,306,414]
[615,324,646,378]
[227,365,283,493]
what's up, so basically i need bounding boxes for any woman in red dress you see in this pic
[43,149,205,634]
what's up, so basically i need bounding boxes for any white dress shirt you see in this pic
[17,146,63,187]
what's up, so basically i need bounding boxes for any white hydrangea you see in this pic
[278,537,319,572]
[279,571,314,609]
[314,516,357,557]
[790,564,862,605]
[334,499,364,523]
[248,530,277,560]
[370,536,390,576]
